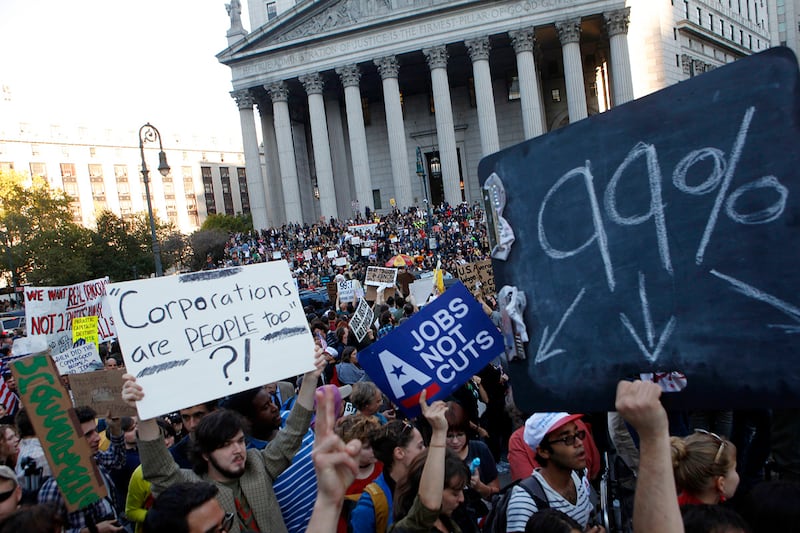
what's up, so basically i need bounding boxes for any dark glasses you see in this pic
[0,487,16,503]
[547,429,586,447]
[694,429,726,464]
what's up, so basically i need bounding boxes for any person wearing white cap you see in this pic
[505,412,603,533]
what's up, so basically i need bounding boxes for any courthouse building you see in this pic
[218,0,778,229]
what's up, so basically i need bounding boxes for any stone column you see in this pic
[231,89,269,230]
[335,65,373,212]
[299,73,338,220]
[465,36,500,155]
[375,56,413,210]
[423,45,461,206]
[605,8,635,105]
[256,98,283,226]
[509,27,546,138]
[556,18,588,123]
[266,81,302,223]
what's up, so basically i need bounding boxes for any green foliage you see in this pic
[200,212,253,233]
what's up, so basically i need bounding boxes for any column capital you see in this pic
[465,36,491,62]
[231,89,257,110]
[299,73,324,95]
[509,27,536,53]
[604,8,631,37]
[265,81,289,102]
[374,56,400,79]
[555,18,582,45]
[336,65,361,88]
[423,46,449,70]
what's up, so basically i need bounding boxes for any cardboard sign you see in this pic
[72,316,99,349]
[349,298,375,343]
[326,282,338,304]
[478,48,800,411]
[337,279,363,303]
[11,354,107,512]
[303,249,312,261]
[105,262,315,419]
[351,237,362,246]
[456,260,496,299]
[360,247,371,257]
[365,267,397,288]
[53,343,103,375]
[12,336,48,357]
[68,369,137,417]
[24,277,116,357]
[272,251,282,259]
[334,257,348,267]
[326,250,338,259]
[359,282,503,418]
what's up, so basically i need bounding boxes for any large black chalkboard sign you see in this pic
[478,48,800,412]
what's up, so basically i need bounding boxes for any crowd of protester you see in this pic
[0,202,796,532]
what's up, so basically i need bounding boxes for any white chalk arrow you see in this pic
[710,269,800,334]
[620,272,677,363]
[535,288,586,364]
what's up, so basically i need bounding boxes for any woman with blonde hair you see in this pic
[671,429,740,505]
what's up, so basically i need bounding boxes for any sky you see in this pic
[0,0,251,145]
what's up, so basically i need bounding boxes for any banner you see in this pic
[52,343,103,375]
[24,277,116,356]
[11,354,107,512]
[68,368,137,417]
[348,223,378,234]
[359,283,503,418]
[349,298,374,343]
[105,262,315,419]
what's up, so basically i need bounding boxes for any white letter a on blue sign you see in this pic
[378,349,432,398]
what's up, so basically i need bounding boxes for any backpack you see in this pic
[482,475,549,533]
[365,482,390,533]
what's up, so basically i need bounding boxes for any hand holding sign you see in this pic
[419,389,448,432]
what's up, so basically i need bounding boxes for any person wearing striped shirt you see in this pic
[505,412,602,533]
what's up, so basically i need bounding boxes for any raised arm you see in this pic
[615,380,683,533]
[418,390,449,511]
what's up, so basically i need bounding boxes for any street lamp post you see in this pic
[138,123,170,277]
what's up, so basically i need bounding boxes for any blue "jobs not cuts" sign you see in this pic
[359,282,503,418]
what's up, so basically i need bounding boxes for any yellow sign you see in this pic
[72,316,99,351]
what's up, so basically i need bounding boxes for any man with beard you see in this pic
[122,349,325,533]
[505,413,603,533]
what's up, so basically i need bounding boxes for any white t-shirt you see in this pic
[505,469,593,532]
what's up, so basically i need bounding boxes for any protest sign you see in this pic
[303,249,312,261]
[326,282,338,304]
[456,260,496,299]
[337,279,362,303]
[11,354,107,512]
[12,336,48,357]
[53,343,103,375]
[360,247,371,257]
[349,298,375,343]
[68,368,137,417]
[326,250,338,259]
[72,316,99,349]
[351,236,361,246]
[408,277,435,306]
[334,257,348,267]
[359,282,503,418]
[272,251,282,259]
[478,48,800,411]
[365,267,397,288]
[105,262,315,419]
[348,223,378,234]
[24,277,116,356]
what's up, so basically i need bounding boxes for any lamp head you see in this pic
[157,151,170,177]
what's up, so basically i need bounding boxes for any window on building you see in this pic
[372,189,382,210]
[89,164,103,179]
[89,146,97,158]
[114,164,128,180]
[697,7,702,25]
[60,163,76,178]
[220,168,234,215]
[507,75,521,101]
[267,1,277,20]
[709,14,714,29]
[31,144,40,157]
[201,166,216,215]
[30,162,47,179]
[237,167,250,214]
[90,181,105,198]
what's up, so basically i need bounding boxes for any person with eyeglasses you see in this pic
[670,428,740,505]
[505,413,603,533]
[142,481,234,533]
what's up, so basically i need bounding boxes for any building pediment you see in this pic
[218,0,474,64]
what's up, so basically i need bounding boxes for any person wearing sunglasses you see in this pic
[0,465,21,522]
[670,429,740,505]
[506,413,603,533]
[143,481,234,533]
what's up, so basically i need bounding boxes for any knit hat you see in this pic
[523,412,583,450]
